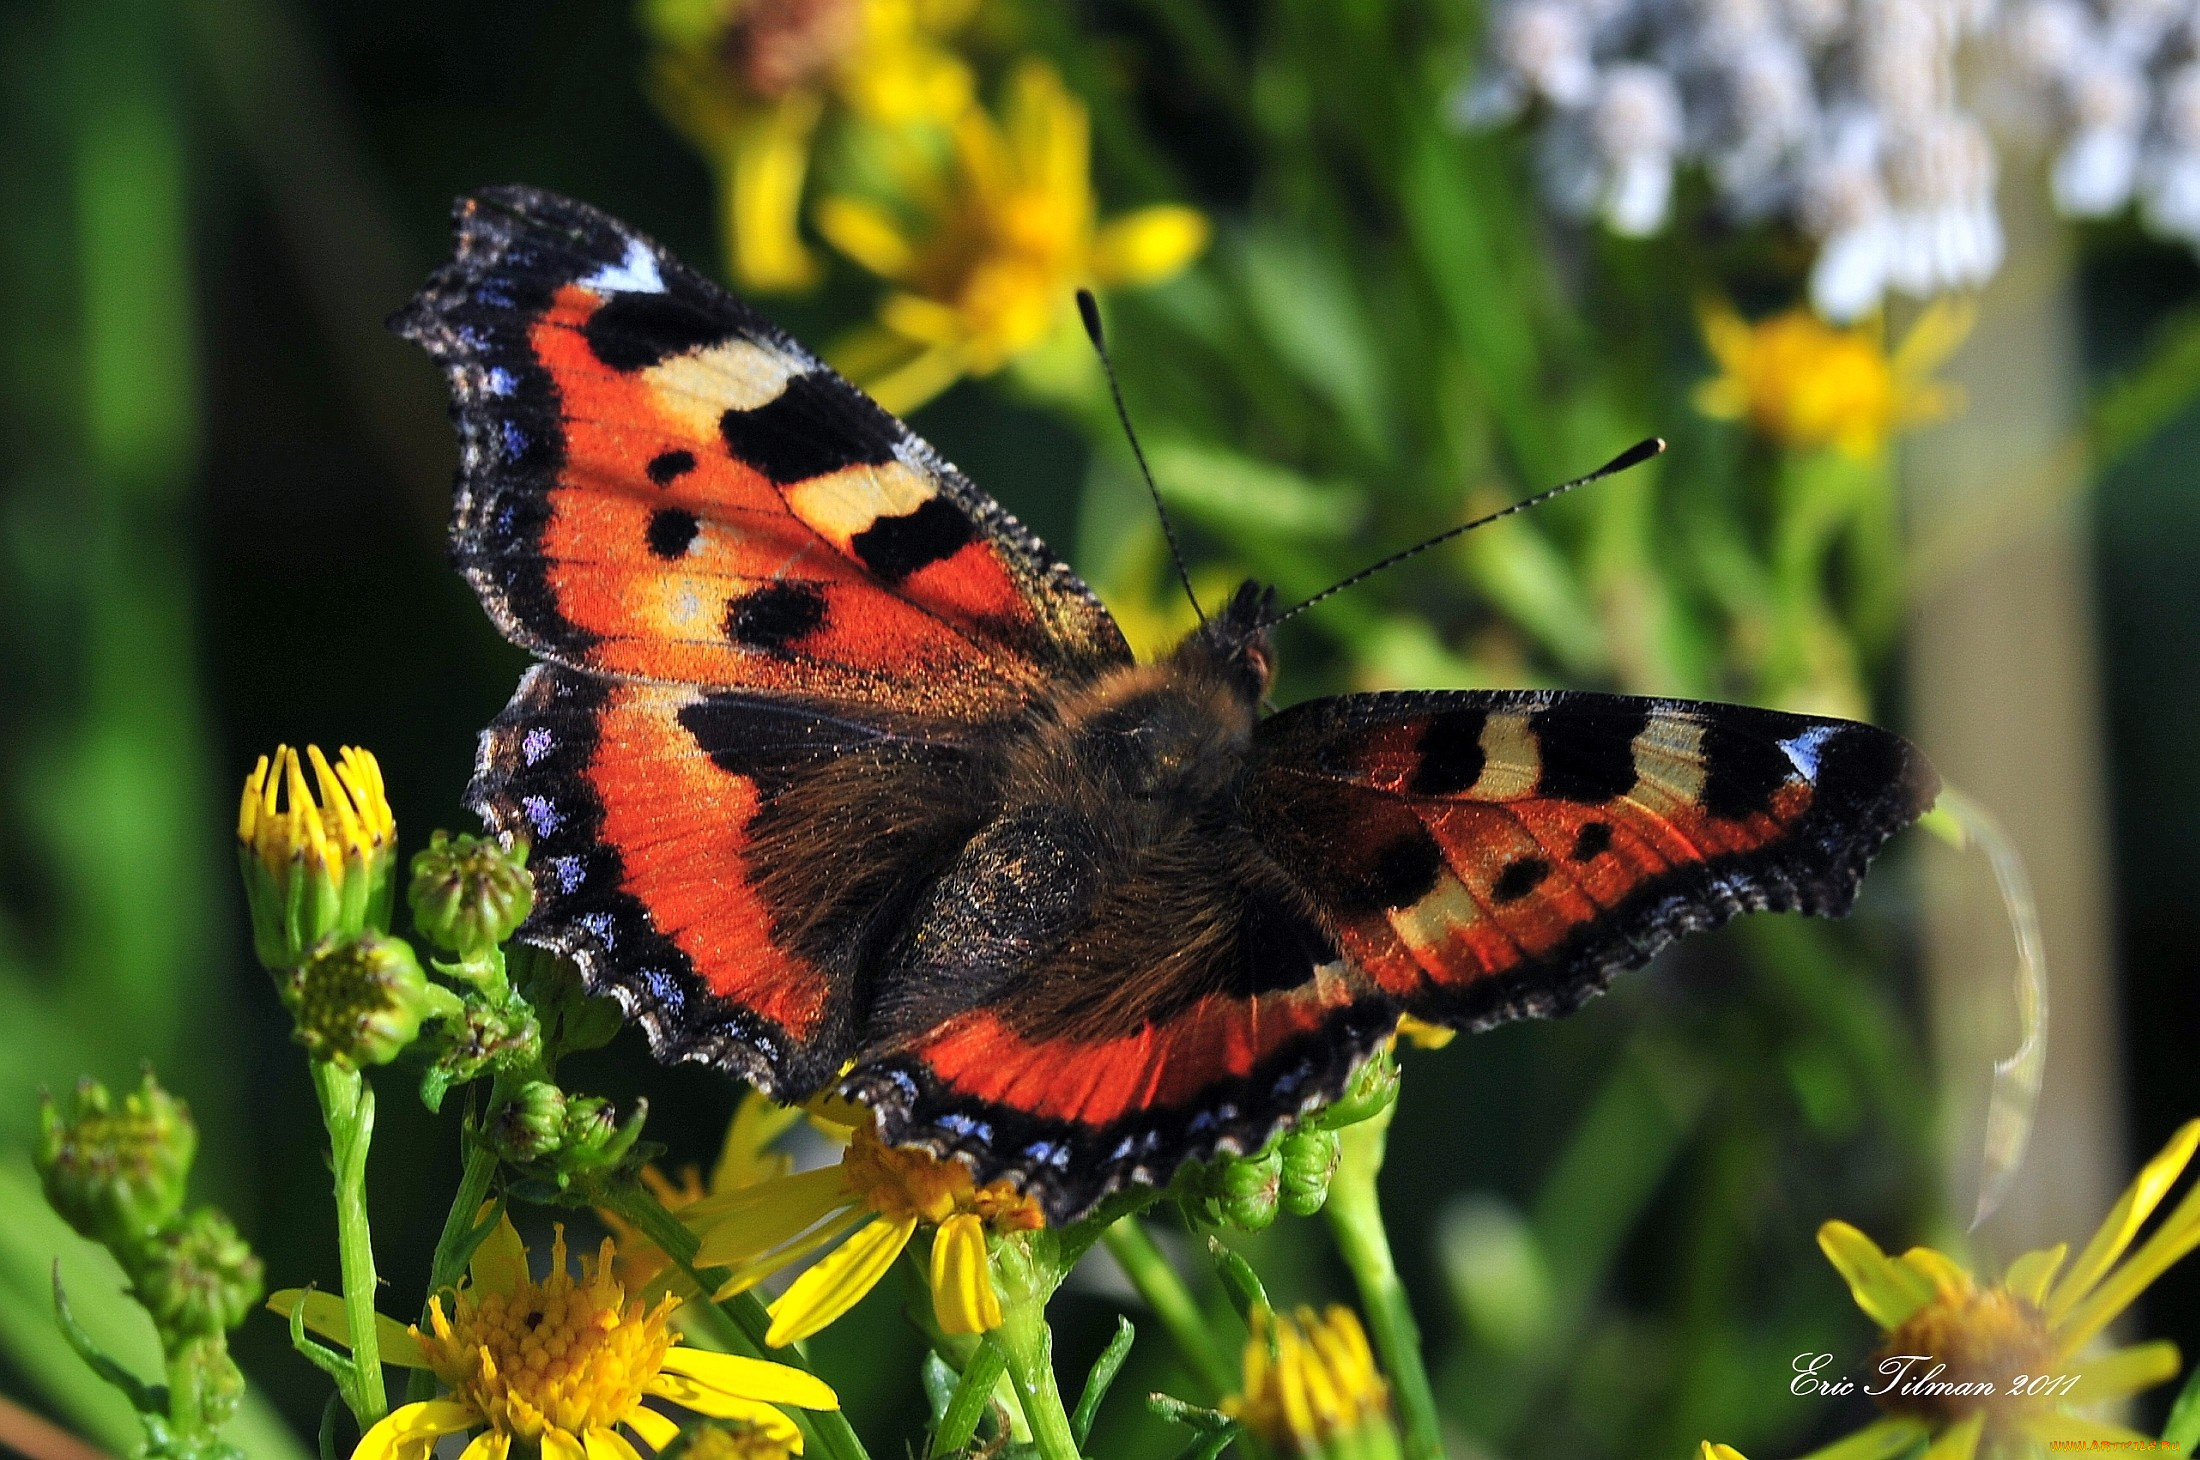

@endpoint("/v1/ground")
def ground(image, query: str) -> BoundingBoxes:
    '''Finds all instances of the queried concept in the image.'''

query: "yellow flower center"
[1873,1283,2056,1434]
[1730,313,1897,454]
[839,1125,1044,1232]
[417,1229,677,1443]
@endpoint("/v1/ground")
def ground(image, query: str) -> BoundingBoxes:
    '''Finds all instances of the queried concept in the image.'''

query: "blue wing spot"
[521,795,562,837]
[521,727,555,764]
[1779,725,1840,780]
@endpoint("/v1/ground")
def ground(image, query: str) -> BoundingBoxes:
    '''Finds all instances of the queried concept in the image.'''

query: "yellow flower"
[688,1119,1042,1346]
[816,60,1209,413]
[1222,1305,1400,1460]
[1796,1118,2200,1459]
[667,1419,800,1459]
[1700,1447,1748,1460]
[644,0,978,292]
[1694,299,1970,458]
[270,1212,836,1459]
[236,745,398,969]
[602,1090,806,1293]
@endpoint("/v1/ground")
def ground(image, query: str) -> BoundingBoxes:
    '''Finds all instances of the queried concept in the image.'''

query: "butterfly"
[396,186,1938,1224]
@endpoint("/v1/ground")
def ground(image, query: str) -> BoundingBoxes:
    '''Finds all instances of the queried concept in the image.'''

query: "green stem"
[593,1178,872,1460]
[1101,1216,1235,1398]
[311,1061,386,1427]
[992,1233,1083,1460]
[1325,1105,1439,1460]
[406,1116,503,1403]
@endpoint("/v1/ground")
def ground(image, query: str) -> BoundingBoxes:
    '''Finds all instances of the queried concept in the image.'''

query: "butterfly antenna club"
[1263,437,1667,628]
[1078,289,1205,624]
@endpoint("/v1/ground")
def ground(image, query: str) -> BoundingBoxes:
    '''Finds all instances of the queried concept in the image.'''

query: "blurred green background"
[4,0,2199,1456]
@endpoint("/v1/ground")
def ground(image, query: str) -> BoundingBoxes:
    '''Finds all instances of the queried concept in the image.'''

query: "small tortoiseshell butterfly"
[397,187,1938,1223]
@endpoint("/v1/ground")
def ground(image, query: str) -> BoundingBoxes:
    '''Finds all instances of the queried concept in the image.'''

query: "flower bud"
[408,830,534,960]
[134,1208,264,1338]
[559,1094,649,1177]
[288,932,456,1069]
[489,1080,569,1162]
[513,945,623,1056]
[1314,1046,1400,1131]
[420,997,542,1111]
[236,745,396,970]
[168,1333,248,1433]
[36,1073,197,1255]
[1279,1127,1341,1217]
[1212,1143,1282,1231]
[661,1418,799,1460]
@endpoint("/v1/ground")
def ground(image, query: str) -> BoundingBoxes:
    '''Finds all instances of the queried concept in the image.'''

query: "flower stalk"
[1100,1215,1236,1398]
[1324,1102,1441,1460]
[991,1231,1086,1460]
[309,1059,385,1427]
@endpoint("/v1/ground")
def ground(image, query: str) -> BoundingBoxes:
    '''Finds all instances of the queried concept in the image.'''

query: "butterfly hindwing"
[394,186,1130,717]
[1245,690,1939,1029]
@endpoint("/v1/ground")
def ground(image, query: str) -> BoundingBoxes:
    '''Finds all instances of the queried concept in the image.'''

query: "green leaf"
[2162,1356,2200,1446]
[1205,1237,1270,1328]
[1147,1392,1235,1433]
[1070,1316,1135,1445]
[929,1335,1008,1459]
[51,1263,166,1416]
[1146,439,1366,540]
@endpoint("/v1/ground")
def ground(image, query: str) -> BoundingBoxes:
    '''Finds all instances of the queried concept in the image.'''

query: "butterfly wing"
[398,188,1132,1093]
[394,186,1130,714]
[1242,690,1938,1029]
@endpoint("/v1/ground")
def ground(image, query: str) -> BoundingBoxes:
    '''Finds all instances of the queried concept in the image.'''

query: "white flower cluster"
[1457,0,2009,318]
[2000,0,2200,242]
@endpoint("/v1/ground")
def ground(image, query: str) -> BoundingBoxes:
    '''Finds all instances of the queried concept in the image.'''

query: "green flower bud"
[134,1208,264,1339]
[661,1418,798,1460]
[408,830,534,960]
[513,945,623,1057]
[1278,1127,1341,1217]
[288,932,456,1069]
[236,745,396,971]
[559,1094,648,1176]
[36,1074,197,1255]
[489,1080,569,1162]
[166,1332,247,1435]
[1314,1046,1400,1131]
[420,995,542,1111]
[1213,1143,1282,1231]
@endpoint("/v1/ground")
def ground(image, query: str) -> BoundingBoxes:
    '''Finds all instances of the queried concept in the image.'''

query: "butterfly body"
[400,187,1937,1222]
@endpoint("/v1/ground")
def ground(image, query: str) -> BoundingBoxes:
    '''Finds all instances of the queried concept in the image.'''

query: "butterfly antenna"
[1078,289,1204,624]
[1263,437,1667,628]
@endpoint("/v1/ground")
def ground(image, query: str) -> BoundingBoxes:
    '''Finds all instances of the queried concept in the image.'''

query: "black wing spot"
[1493,857,1551,903]
[720,372,900,485]
[1533,703,1647,802]
[584,292,733,371]
[646,508,699,559]
[1701,717,1800,820]
[850,496,976,583]
[647,449,697,486]
[724,582,827,653]
[1570,822,1613,862]
[1408,710,1487,795]
[1370,834,1445,913]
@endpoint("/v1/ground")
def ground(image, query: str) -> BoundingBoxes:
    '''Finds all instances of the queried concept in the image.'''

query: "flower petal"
[351,1401,481,1460]
[1816,1222,1938,1330]
[767,1213,919,1346]
[643,1379,804,1440]
[267,1289,413,1358]
[470,1207,530,1297]
[1921,1410,1982,1460]
[2065,1339,2181,1405]
[715,1091,802,1192]
[2004,1243,2067,1306]
[929,1213,1001,1336]
[815,198,918,281]
[585,1428,646,1460]
[542,1429,588,1460]
[713,1206,873,1301]
[2058,1168,2200,1354]
[1793,1417,1931,1460]
[2048,1117,2200,1321]
[658,1347,841,1410]
[728,96,824,293]
[624,1405,681,1451]
[1701,1446,1747,1460]
[1090,206,1209,288]
[458,1435,511,1460]
[691,1167,858,1266]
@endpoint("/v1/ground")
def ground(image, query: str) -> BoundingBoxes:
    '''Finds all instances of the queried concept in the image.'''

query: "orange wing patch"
[1248,690,1936,1028]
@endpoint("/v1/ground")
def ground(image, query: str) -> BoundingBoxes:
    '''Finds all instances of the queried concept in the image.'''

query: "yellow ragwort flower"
[270,1211,837,1459]
[236,745,398,969]
[1694,299,1971,458]
[644,0,978,292]
[1223,1305,1401,1460]
[1797,1117,2200,1459]
[1700,1446,1748,1460]
[816,59,1209,413]
[602,1090,806,1293]
[688,1116,1042,1346]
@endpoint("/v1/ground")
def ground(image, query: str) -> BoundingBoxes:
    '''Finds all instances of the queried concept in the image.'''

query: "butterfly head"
[1175,579,1277,705]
